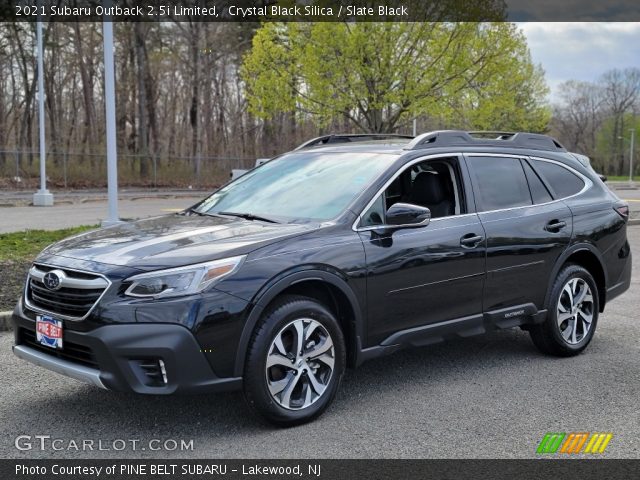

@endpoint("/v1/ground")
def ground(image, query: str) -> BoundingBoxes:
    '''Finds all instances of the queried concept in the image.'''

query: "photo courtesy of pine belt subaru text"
[11,131,632,426]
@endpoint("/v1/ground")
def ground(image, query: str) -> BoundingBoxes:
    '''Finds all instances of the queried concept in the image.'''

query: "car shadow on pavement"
[7,328,545,437]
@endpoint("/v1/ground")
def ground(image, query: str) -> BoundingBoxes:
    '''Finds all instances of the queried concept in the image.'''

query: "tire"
[530,264,599,357]
[243,295,346,426]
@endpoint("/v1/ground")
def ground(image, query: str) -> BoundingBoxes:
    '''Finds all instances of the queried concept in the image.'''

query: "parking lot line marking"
[621,199,640,202]
[161,208,184,212]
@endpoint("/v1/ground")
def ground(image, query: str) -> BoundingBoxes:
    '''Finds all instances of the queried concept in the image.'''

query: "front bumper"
[12,307,242,394]
[13,344,106,389]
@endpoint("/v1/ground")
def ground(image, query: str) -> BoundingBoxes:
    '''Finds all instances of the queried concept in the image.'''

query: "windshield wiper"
[184,207,225,218]
[185,207,208,216]
[217,211,280,224]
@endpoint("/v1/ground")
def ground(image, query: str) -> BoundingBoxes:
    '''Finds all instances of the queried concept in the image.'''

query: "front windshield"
[195,151,398,222]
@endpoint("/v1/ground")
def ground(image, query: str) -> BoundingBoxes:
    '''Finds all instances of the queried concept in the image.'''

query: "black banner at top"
[3,0,640,22]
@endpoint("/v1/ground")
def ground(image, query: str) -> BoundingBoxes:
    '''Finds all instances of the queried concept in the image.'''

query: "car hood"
[41,214,316,269]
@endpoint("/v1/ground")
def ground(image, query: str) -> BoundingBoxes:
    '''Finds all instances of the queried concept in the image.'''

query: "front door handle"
[545,220,567,232]
[460,233,484,248]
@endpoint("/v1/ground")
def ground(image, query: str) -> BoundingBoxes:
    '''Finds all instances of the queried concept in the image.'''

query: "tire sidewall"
[244,297,346,426]
[548,266,599,353]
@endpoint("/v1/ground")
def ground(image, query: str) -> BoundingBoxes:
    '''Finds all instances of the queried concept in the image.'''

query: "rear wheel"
[243,295,346,426]
[530,264,599,356]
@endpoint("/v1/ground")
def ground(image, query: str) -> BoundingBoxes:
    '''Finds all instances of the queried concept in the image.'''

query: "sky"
[518,23,640,103]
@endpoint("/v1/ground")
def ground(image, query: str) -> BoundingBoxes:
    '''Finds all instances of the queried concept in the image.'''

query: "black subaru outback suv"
[12,131,631,426]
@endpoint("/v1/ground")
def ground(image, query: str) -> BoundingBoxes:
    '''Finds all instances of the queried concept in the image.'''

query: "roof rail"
[404,130,566,152]
[294,133,414,150]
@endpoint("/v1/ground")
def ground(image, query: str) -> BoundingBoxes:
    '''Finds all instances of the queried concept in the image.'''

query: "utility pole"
[101,2,122,226]
[630,128,635,184]
[33,12,54,206]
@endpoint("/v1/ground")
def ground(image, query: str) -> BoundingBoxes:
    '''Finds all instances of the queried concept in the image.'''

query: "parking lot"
[0,226,638,459]
[0,182,639,234]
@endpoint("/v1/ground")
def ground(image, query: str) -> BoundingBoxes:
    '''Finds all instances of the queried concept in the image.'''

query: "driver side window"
[360,157,463,227]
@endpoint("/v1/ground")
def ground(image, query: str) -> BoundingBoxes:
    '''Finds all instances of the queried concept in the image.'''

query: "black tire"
[530,264,599,357]
[243,295,346,427]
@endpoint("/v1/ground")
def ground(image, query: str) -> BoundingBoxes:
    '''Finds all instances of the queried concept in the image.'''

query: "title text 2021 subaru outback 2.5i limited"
[12,131,631,426]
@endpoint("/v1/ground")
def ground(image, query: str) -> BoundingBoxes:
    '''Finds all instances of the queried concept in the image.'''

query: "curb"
[0,311,13,332]
[629,219,640,226]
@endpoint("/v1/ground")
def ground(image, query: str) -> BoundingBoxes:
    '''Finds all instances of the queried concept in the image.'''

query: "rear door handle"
[545,220,567,232]
[460,233,484,248]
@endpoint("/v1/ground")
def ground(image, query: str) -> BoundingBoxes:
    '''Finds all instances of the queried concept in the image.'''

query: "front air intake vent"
[133,358,168,387]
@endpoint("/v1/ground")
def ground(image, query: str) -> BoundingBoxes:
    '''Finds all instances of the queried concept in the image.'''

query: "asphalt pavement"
[611,183,640,219]
[0,197,203,233]
[0,228,638,459]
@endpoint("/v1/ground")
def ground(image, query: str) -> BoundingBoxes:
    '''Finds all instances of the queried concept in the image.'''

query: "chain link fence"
[0,150,255,189]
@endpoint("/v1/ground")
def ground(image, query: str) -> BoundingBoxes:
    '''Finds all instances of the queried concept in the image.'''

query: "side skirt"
[355,304,546,367]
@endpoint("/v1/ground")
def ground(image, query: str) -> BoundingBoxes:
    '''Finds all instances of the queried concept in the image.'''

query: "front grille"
[19,328,98,369]
[25,264,110,320]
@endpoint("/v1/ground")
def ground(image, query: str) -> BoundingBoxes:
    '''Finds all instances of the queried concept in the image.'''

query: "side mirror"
[385,203,431,228]
[598,173,607,183]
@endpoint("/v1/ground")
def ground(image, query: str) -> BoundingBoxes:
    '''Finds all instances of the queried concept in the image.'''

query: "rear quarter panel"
[564,184,628,289]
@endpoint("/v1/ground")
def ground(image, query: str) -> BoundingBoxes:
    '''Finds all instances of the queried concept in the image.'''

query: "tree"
[595,113,640,176]
[133,21,156,179]
[600,68,640,175]
[552,80,604,159]
[552,69,640,175]
[241,22,550,133]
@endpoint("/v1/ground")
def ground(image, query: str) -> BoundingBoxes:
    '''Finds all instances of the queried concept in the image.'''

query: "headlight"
[124,256,245,299]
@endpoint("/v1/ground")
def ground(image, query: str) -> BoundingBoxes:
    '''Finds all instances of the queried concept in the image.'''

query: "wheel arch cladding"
[233,270,362,376]
[547,246,607,313]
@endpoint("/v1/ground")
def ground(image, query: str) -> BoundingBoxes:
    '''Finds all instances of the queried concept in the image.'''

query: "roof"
[293,142,409,155]
[294,134,413,150]
[405,131,566,152]
[293,131,567,155]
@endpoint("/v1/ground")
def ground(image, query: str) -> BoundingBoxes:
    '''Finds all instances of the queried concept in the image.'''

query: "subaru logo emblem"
[43,271,63,291]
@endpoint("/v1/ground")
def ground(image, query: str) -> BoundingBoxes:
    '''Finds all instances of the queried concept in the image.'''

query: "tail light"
[614,204,629,220]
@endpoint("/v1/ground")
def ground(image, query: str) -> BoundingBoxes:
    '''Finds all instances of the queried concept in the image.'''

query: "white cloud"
[509,0,640,21]
[518,22,640,101]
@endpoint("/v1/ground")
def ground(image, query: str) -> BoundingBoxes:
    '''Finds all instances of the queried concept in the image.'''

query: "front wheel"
[530,264,599,357]
[243,295,346,426]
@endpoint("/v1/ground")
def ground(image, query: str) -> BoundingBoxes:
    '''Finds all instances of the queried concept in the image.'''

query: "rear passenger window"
[532,160,585,198]
[467,156,532,211]
[523,161,553,204]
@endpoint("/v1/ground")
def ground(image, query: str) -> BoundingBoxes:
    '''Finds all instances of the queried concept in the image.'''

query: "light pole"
[33,12,54,206]
[629,128,635,184]
[620,129,636,184]
[101,2,122,226]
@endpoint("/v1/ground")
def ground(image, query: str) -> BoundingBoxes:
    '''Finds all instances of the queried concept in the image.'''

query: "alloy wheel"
[557,277,594,345]
[265,318,335,410]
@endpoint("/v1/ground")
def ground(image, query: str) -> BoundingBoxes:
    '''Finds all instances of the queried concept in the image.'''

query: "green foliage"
[242,21,550,132]
[595,113,640,174]
[449,25,551,132]
[0,225,98,262]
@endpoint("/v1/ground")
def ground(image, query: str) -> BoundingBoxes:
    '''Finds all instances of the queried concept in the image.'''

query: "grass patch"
[0,225,98,262]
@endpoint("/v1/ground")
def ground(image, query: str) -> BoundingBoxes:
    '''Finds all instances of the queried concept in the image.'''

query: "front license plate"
[36,315,63,349]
